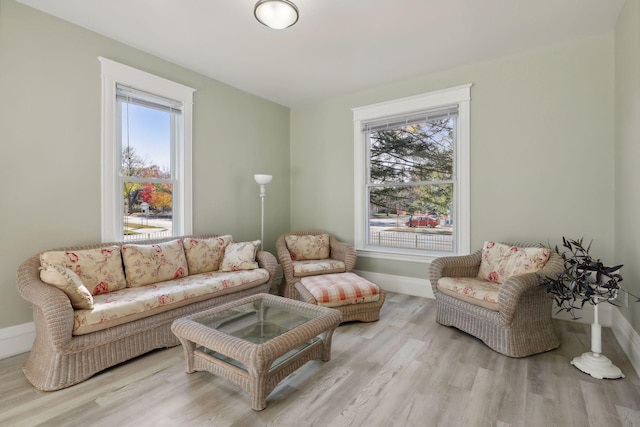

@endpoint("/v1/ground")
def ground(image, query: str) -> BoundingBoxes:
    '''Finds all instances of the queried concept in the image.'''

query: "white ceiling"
[18,0,625,107]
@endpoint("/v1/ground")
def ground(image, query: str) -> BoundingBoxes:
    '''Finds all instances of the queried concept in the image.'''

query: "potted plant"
[540,237,636,379]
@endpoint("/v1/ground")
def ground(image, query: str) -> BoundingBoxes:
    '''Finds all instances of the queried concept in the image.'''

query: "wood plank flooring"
[1,293,640,427]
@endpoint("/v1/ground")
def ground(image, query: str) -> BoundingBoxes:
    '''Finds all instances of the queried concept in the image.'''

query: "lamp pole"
[254,174,272,251]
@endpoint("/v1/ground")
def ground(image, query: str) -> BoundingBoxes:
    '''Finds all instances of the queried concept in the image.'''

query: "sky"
[121,103,171,171]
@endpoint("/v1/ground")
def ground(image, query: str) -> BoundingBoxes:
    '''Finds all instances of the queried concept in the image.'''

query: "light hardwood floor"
[1,293,640,427]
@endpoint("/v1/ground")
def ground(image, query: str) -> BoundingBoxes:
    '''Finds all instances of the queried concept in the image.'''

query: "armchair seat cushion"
[437,276,500,311]
[293,259,346,277]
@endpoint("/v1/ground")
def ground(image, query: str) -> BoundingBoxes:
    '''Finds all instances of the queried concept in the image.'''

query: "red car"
[406,216,439,228]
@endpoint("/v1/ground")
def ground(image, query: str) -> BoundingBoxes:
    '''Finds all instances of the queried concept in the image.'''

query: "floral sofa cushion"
[39,262,94,310]
[73,268,270,335]
[292,259,346,277]
[183,235,232,274]
[477,241,550,284]
[220,240,260,272]
[300,272,380,308]
[285,234,330,261]
[122,239,189,287]
[40,246,126,295]
[437,276,500,311]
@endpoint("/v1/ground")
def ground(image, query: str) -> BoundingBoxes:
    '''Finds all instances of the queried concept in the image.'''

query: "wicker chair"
[428,242,564,358]
[276,231,357,300]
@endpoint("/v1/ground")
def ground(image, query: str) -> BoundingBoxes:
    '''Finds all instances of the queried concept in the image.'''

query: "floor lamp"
[254,174,272,251]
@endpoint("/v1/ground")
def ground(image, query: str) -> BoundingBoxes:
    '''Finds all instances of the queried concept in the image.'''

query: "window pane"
[369,118,454,184]
[120,102,172,177]
[368,184,454,252]
[123,181,173,241]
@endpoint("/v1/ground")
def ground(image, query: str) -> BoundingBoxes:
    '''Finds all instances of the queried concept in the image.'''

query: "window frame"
[352,84,472,263]
[99,57,195,242]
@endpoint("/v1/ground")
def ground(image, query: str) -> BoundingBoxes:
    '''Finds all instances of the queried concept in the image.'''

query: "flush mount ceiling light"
[254,0,299,30]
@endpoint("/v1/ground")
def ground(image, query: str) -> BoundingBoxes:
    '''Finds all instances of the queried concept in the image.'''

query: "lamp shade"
[254,174,273,185]
[254,0,299,30]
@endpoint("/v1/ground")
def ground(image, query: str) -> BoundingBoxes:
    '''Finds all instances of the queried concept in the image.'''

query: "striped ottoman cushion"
[300,272,380,307]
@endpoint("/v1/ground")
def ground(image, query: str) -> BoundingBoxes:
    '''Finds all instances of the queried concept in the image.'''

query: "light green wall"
[614,0,640,332]
[0,0,290,328]
[2,0,635,337]
[291,35,615,279]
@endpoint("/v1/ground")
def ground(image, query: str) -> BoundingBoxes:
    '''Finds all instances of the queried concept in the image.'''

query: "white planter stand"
[570,301,624,379]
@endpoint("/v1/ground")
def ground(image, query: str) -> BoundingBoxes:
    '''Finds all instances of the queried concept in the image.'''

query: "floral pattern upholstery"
[183,235,232,274]
[40,246,126,295]
[220,240,260,272]
[122,239,189,287]
[300,272,380,308]
[285,234,330,261]
[477,241,550,284]
[73,268,270,335]
[436,276,500,311]
[292,259,346,277]
[39,262,94,310]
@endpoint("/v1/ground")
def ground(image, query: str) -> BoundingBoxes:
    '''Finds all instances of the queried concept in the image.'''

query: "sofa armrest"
[497,251,564,324]
[256,250,278,286]
[16,256,75,352]
[329,237,357,272]
[428,250,482,293]
[275,235,295,280]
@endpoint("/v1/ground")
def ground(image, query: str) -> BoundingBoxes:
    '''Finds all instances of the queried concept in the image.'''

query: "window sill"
[356,247,455,264]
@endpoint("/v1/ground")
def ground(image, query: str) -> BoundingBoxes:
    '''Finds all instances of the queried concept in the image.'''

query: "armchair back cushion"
[477,241,550,284]
[285,234,330,260]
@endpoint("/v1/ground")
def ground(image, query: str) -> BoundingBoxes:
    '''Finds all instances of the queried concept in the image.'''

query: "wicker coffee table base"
[171,294,342,411]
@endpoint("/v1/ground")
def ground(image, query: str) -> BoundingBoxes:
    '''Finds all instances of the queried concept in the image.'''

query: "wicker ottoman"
[294,272,386,323]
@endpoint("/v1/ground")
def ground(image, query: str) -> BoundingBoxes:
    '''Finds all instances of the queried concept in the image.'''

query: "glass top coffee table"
[171,293,343,410]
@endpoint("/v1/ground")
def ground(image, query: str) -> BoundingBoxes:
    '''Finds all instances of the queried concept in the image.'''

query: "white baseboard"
[355,270,434,300]
[0,322,34,359]
[611,308,640,378]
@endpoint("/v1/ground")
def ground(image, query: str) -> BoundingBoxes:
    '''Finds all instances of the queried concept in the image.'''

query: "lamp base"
[570,352,625,379]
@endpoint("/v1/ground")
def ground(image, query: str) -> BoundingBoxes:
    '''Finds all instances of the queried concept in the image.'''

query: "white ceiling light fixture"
[254,0,299,30]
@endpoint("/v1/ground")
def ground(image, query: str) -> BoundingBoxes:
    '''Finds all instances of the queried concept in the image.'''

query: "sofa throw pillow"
[220,240,260,272]
[183,235,232,274]
[39,262,94,310]
[40,246,126,295]
[122,239,189,287]
[285,234,330,261]
[477,241,551,284]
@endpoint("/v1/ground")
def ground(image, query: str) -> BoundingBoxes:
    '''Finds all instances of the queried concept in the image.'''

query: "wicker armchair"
[276,231,357,299]
[428,242,564,358]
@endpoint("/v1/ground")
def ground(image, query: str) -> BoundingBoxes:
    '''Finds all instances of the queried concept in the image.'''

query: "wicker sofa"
[16,234,277,391]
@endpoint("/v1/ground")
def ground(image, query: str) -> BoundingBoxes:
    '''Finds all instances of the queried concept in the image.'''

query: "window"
[99,57,195,241]
[353,84,471,262]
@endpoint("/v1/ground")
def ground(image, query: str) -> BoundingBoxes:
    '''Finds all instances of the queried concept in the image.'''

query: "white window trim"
[99,57,195,242]
[352,84,472,263]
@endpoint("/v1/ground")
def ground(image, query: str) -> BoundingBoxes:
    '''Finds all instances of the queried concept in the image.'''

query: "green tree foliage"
[122,146,146,213]
[369,118,454,216]
[122,147,171,214]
